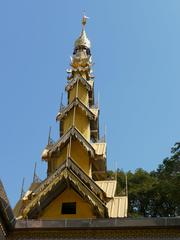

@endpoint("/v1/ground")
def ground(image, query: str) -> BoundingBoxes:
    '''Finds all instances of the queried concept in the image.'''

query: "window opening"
[61,202,76,214]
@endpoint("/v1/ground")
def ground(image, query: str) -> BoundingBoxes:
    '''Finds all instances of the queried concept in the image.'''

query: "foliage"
[109,142,180,217]
[152,142,180,216]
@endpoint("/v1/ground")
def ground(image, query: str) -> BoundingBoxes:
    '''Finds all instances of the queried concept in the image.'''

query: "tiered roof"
[56,97,98,122]
[14,16,127,220]
[20,158,108,219]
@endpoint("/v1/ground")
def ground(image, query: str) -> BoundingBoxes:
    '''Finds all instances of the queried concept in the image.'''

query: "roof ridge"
[22,160,108,218]
[65,75,93,92]
[56,97,97,121]
[49,126,95,157]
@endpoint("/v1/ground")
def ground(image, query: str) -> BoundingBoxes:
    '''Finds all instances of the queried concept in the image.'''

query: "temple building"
[0,16,180,240]
[13,16,127,220]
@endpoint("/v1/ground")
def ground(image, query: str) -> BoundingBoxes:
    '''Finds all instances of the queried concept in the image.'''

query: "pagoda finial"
[82,14,89,30]
[74,15,91,49]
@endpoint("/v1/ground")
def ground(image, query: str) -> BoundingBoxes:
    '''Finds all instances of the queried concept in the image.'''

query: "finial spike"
[48,126,52,144]
[74,14,91,49]
[33,162,37,182]
[33,162,41,183]
[48,126,54,146]
[60,92,63,111]
[82,14,89,29]
[20,177,25,199]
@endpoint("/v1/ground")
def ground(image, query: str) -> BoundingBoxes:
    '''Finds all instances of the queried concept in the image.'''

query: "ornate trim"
[56,97,98,122]
[49,127,95,157]
[22,161,108,219]
[65,75,93,92]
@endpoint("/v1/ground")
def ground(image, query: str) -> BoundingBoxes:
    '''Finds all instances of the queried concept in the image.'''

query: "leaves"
[111,142,180,217]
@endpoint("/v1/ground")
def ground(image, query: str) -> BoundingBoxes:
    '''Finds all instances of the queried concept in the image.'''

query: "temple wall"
[74,107,90,140]
[78,81,89,106]
[6,218,180,240]
[71,139,91,176]
[37,188,95,220]
[8,228,180,240]
[54,145,67,170]
[63,110,73,134]
[68,84,76,104]
[68,81,89,106]
[63,107,90,140]
[53,139,91,176]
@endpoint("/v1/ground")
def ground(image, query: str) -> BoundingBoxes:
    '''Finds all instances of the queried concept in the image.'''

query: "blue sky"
[0,0,180,206]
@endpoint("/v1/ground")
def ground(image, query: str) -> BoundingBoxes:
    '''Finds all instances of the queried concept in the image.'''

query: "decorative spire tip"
[74,15,91,49]
[82,15,89,29]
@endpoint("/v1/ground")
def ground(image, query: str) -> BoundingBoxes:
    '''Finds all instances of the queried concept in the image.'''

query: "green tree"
[107,142,180,217]
[152,142,180,216]
[127,169,157,217]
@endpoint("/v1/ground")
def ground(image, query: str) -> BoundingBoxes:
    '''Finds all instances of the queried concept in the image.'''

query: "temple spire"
[74,15,91,49]
[14,16,128,220]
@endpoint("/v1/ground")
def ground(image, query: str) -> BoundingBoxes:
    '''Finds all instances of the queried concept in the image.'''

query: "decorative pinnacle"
[74,15,91,49]
[82,15,89,29]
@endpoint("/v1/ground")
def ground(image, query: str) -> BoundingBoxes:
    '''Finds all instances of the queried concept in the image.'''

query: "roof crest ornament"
[82,15,89,30]
[74,15,91,49]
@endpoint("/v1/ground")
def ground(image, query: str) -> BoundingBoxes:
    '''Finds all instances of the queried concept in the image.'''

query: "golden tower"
[14,17,127,220]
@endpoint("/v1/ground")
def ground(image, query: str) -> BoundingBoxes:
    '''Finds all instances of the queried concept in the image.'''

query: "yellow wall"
[50,79,91,175]
[62,106,90,141]
[63,110,73,135]
[74,107,90,141]
[51,139,91,177]
[50,106,91,173]
[79,81,89,106]
[52,145,68,171]
[69,81,89,106]
[69,85,76,104]
[71,139,91,176]
[38,188,95,219]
